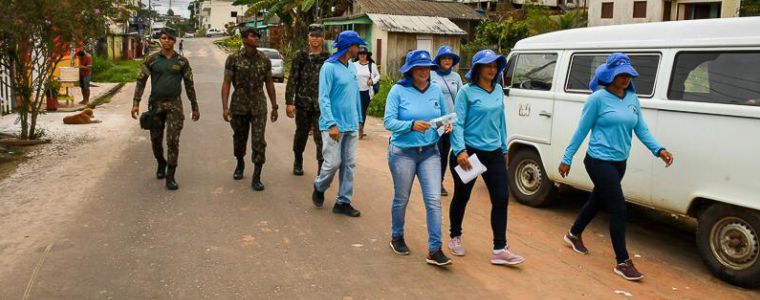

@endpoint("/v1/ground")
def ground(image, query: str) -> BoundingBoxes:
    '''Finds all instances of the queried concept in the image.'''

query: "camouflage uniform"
[224,49,272,165]
[133,52,198,166]
[285,48,329,162]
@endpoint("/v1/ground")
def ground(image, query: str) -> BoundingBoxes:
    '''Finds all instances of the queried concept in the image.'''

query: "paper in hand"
[430,113,457,136]
[454,154,487,184]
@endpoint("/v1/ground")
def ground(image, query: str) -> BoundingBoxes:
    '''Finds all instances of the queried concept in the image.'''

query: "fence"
[0,58,13,115]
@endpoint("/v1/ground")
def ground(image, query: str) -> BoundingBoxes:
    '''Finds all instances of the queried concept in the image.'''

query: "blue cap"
[327,30,367,63]
[589,52,639,93]
[400,50,436,74]
[465,49,507,83]
[433,45,461,67]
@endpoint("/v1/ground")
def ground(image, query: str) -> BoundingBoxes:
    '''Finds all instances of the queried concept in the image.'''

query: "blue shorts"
[80,76,91,91]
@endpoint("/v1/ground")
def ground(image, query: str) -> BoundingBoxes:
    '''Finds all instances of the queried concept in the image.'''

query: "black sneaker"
[426,248,452,266]
[390,237,410,255]
[312,184,324,207]
[564,231,589,255]
[615,259,644,281]
[332,203,361,217]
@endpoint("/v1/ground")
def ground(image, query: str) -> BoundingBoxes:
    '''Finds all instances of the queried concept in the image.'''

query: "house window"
[601,2,614,19]
[231,11,238,18]
[633,1,647,18]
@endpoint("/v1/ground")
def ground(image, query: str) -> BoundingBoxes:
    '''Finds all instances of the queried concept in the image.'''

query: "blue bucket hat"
[397,50,436,86]
[327,30,367,63]
[465,49,507,83]
[433,45,461,67]
[589,52,639,93]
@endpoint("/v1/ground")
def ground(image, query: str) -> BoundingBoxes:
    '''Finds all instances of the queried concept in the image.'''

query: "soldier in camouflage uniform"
[285,24,330,176]
[131,30,200,191]
[221,26,279,191]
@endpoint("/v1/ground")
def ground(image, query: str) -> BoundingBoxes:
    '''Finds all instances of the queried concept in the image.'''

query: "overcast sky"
[148,0,193,18]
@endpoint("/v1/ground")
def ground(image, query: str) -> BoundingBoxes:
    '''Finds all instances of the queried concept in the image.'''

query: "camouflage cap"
[308,24,324,37]
[240,26,261,37]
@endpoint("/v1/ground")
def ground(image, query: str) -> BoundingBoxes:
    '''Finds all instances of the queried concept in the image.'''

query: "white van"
[502,17,760,287]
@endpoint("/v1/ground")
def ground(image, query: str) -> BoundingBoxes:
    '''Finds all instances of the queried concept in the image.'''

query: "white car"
[503,17,760,288]
[184,32,195,38]
[239,46,285,82]
[206,28,224,37]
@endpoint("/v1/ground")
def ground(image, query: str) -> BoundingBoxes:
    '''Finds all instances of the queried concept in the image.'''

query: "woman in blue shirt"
[430,45,464,197]
[384,50,452,266]
[447,50,525,266]
[559,53,674,281]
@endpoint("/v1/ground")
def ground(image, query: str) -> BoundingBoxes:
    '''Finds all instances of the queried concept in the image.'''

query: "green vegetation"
[367,75,400,118]
[92,59,142,83]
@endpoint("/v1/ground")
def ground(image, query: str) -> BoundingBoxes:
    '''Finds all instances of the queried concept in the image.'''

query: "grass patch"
[92,59,142,83]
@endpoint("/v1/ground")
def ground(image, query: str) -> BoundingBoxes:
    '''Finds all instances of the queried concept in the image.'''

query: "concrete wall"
[589,0,665,27]
[200,0,249,31]
[589,0,741,26]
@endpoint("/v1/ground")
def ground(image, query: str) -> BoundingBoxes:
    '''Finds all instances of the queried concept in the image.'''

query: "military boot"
[293,153,304,176]
[251,163,265,191]
[233,157,245,180]
[156,157,167,179]
[166,165,179,190]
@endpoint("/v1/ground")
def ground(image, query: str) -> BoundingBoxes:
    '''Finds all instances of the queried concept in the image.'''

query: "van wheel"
[508,149,557,207]
[696,204,760,288]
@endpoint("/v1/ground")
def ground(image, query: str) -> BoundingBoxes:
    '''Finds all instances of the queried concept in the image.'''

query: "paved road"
[1,38,758,299]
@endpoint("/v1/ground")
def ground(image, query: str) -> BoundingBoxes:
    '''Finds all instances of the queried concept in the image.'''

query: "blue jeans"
[315,131,358,205]
[388,143,442,253]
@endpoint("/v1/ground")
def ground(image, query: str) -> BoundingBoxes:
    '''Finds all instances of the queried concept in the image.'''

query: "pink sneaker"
[447,236,465,256]
[491,248,525,266]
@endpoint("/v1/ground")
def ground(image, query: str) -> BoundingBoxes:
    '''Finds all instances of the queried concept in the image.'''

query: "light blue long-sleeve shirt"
[430,71,463,114]
[561,89,664,165]
[451,83,508,155]
[384,83,448,148]
[318,60,362,132]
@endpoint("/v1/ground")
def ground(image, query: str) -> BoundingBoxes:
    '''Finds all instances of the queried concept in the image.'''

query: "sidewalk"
[48,82,120,112]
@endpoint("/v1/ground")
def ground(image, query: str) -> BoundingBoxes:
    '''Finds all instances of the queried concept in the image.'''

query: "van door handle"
[539,111,552,118]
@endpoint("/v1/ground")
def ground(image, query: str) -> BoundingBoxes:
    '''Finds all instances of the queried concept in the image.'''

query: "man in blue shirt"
[312,31,366,217]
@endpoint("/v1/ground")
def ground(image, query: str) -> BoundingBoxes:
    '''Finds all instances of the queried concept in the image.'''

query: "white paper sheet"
[454,154,487,184]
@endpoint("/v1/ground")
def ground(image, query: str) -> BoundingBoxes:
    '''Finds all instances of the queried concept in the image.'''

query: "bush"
[367,76,398,118]
[91,56,114,74]
[92,59,142,83]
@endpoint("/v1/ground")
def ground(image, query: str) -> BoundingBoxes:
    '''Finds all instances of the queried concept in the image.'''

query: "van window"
[509,53,557,91]
[669,51,760,107]
[565,53,660,97]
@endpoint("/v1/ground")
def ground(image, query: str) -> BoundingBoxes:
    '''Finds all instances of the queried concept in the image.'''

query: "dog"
[63,108,101,125]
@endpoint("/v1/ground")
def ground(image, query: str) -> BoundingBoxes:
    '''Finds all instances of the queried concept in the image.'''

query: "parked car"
[184,32,195,38]
[239,46,285,82]
[261,48,284,82]
[502,17,760,288]
[206,28,224,37]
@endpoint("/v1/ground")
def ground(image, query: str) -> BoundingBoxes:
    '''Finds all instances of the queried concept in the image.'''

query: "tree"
[0,0,129,140]
[167,8,175,16]
[741,0,760,16]
[232,0,350,54]
[470,18,529,54]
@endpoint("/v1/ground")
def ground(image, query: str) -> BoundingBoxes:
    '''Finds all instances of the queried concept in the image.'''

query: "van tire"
[508,149,557,207]
[696,204,760,288]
